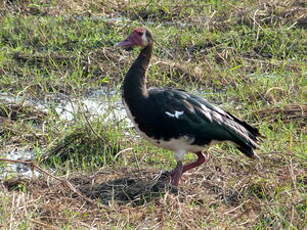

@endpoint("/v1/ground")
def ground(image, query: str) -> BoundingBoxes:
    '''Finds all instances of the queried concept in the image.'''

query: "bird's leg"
[182,152,209,173]
[170,161,183,186]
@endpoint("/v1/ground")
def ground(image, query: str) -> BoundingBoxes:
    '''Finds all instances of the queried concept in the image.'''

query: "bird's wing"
[147,88,260,156]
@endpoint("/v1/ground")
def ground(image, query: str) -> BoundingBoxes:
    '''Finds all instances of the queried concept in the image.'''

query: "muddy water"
[1,149,40,179]
[0,87,130,178]
[0,88,129,123]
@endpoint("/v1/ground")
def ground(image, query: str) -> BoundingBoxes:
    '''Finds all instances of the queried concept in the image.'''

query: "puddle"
[51,93,129,123]
[0,149,40,179]
[0,88,130,124]
[0,87,131,178]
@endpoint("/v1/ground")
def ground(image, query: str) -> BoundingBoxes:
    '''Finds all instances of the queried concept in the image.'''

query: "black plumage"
[136,87,260,158]
[117,27,262,186]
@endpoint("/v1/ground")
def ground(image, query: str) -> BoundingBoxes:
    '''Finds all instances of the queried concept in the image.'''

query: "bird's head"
[116,27,153,49]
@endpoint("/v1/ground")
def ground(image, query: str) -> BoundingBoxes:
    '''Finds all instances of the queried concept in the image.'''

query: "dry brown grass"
[1,152,306,229]
[1,0,306,29]
[253,104,307,125]
[0,0,306,229]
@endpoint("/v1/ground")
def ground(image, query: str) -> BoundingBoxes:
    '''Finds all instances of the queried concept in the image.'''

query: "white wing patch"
[165,110,184,119]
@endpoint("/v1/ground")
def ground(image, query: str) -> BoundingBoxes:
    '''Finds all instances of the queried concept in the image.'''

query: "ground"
[0,0,306,229]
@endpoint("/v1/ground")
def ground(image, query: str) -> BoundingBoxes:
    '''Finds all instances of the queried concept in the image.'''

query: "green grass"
[0,0,306,229]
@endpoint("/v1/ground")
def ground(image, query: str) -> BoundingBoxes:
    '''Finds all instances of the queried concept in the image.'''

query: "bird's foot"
[153,171,179,194]
[158,161,183,186]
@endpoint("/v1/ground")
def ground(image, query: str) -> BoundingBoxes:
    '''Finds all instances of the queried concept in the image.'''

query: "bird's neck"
[123,45,152,104]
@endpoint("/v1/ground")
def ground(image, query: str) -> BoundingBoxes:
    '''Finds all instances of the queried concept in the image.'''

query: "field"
[0,0,306,229]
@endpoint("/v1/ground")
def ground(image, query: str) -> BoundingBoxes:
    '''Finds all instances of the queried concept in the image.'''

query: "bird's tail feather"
[226,112,263,159]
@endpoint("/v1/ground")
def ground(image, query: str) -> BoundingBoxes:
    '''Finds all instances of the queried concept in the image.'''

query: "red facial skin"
[116,28,146,48]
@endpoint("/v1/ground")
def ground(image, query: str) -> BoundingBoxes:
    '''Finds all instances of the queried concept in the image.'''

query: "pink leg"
[168,152,208,186]
[170,161,183,186]
[182,152,208,173]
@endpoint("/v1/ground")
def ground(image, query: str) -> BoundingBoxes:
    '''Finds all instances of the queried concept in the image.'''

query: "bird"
[116,27,262,186]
